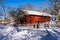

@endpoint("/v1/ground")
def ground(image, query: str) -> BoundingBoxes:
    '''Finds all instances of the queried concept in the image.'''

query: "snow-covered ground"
[0,25,60,40]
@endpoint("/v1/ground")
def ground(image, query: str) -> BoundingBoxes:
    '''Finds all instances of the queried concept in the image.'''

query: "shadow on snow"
[41,28,58,40]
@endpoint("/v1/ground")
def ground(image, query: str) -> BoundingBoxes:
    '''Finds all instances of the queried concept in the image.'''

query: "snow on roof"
[23,10,52,17]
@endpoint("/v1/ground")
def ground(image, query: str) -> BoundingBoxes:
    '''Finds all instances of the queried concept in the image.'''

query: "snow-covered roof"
[23,10,52,17]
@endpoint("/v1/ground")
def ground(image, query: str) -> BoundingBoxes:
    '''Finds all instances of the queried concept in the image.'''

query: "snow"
[0,25,60,40]
[23,10,52,17]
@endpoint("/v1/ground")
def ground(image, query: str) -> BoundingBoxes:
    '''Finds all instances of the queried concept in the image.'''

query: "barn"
[15,10,52,27]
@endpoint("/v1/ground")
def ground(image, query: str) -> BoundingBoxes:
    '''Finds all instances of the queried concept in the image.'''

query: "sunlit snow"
[0,25,60,40]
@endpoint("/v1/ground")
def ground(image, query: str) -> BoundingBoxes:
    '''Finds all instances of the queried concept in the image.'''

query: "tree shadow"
[53,29,60,35]
[52,29,60,38]
[14,27,21,32]
[0,35,4,40]
[41,28,58,40]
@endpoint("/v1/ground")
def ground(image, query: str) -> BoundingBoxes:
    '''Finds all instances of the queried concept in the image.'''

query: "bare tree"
[0,0,7,20]
[58,8,60,21]
[9,8,17,20]
[25,3,32,10]
[9,7,26,26]
[49,0,60,21]
[53,0,60,21]
[42,8,50,13]
[49,0,60,15]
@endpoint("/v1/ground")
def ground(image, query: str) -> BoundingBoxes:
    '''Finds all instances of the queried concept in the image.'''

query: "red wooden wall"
[25,15,50,24]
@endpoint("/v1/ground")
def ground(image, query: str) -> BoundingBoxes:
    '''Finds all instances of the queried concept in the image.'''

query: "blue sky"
[0,0,53,20]
[0,0,60,20]
[5,0,52,9]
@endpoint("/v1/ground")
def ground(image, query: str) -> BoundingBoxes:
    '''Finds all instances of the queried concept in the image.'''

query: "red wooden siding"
[25,15,50,24]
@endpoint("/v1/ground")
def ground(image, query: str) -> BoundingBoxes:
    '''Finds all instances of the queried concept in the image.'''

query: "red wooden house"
[16,10,51,25]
